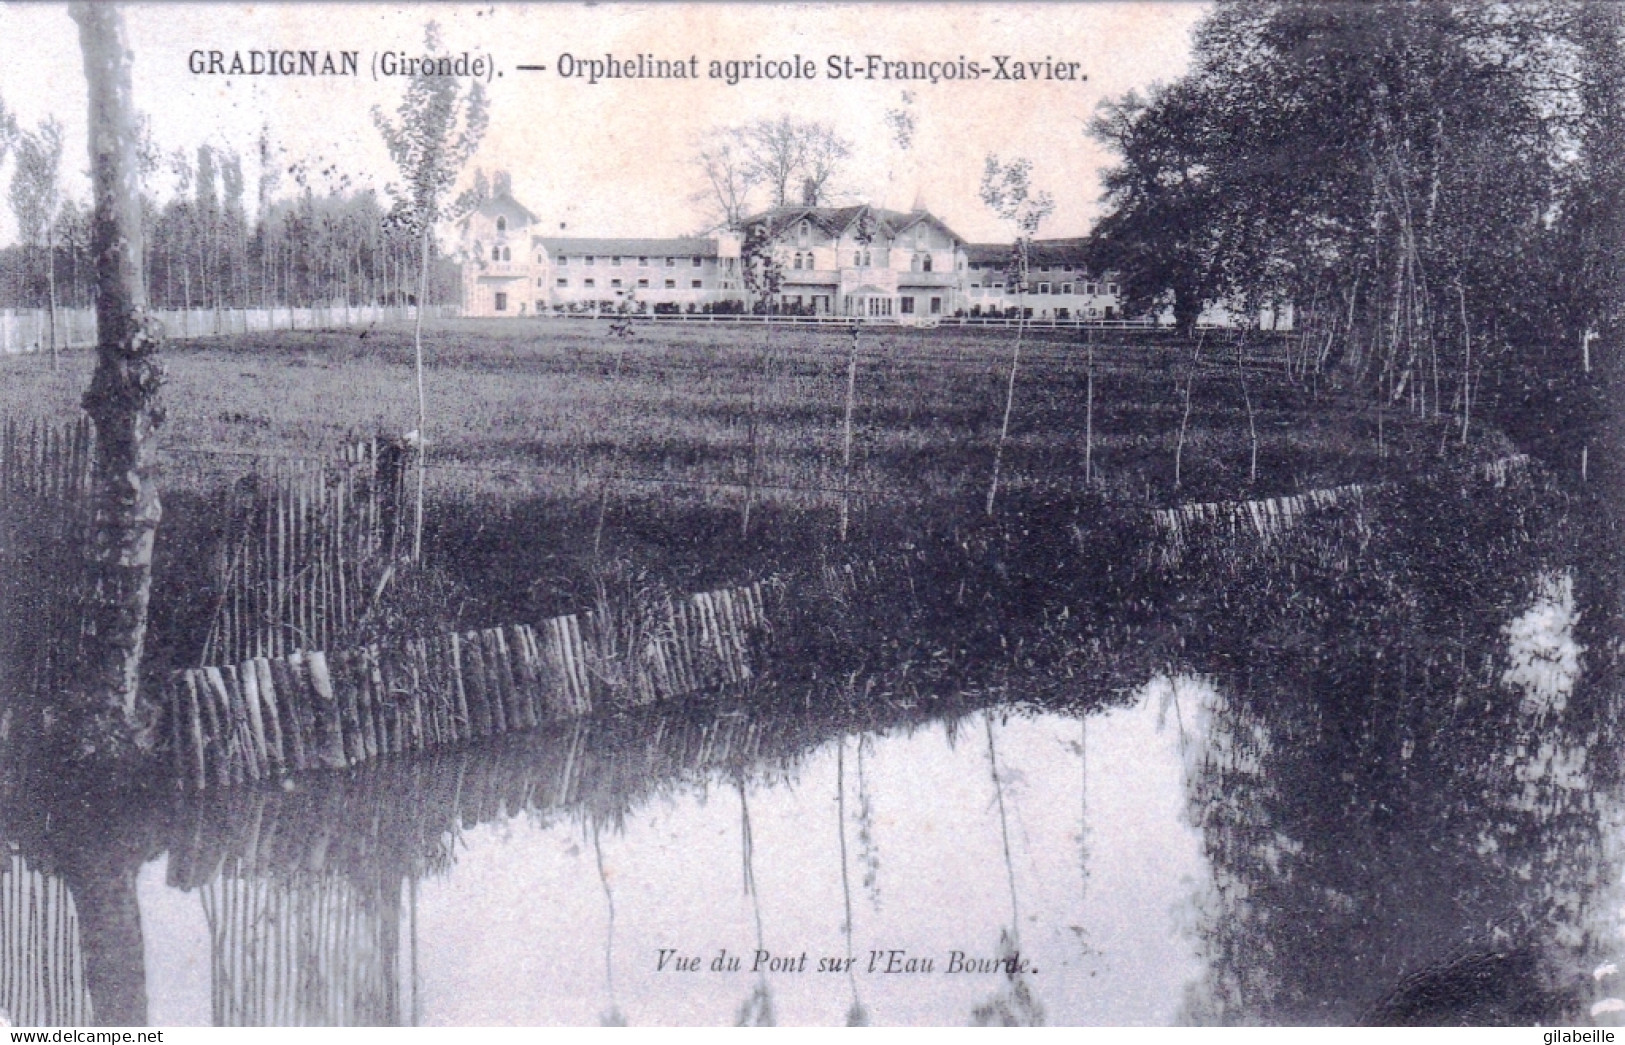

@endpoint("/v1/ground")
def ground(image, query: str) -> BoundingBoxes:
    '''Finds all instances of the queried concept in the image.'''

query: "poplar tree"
[372,20,488,562]
[10,117,64,366]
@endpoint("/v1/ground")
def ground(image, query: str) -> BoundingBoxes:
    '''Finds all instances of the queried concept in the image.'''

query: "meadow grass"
[0,317,1510,667]
[0,316,1477,508]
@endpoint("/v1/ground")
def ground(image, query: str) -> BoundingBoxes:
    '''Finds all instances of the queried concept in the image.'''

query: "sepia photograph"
[0,0,1622,1029]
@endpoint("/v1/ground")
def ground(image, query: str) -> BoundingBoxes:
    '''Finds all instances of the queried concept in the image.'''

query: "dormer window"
[496,216,507,233]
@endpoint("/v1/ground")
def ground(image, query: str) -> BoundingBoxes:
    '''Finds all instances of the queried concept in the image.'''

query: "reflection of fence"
[0,855,91,1027]
[203,873,403,1026]
[169,579,778,789]
[0,305,448,355]
[201,440,408,666]
[0,416,94,698]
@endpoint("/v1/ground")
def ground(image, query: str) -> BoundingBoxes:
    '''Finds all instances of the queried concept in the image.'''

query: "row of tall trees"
[0,124,458,315]
[1083,1,1625,479]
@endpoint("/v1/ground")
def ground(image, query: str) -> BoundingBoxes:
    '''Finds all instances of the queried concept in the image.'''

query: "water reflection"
[2,548,1622,1025]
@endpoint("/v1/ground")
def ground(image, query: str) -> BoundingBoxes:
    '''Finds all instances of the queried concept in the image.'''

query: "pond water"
[5,555,1625,1026]
[133,692,1206,1026]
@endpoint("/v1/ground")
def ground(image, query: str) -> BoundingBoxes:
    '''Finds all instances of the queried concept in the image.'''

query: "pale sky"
[0,2,1208,247]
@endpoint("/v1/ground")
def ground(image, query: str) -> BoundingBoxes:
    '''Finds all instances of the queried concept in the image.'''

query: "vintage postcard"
[0,0,1621,1031]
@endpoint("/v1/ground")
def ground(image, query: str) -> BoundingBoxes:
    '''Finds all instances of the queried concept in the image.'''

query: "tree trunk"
[412,224,429,562]
[70,2,166,760]
[45,234,59,369]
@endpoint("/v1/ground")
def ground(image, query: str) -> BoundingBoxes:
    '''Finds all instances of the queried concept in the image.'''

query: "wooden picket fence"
[1150,483,1371,566]
[168,579,779,790]
[0,416,95,697]
[0,305,447,355]
[200,438,409,666]
[1148,454,1533,565]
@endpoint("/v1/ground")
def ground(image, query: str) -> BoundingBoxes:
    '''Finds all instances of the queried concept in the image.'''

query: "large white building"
[458,194,744,316]
[964,238,1124,320]
[455,193,1131,322]
[738,204,970,320]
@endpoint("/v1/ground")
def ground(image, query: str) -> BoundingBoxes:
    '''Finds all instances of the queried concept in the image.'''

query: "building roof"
[471,193,541,226]
[743,204,966,246]
[536,237,722,258]
[966,237,1094,270]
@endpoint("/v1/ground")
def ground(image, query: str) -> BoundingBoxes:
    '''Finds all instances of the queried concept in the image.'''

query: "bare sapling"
[980,155,1054,516]
[593,292,637,562]
[1174,330,1206,489]
[1234,330,1258,484]
[372,20,489,564]
[1084,324,1096,486]
[840,319,859,540]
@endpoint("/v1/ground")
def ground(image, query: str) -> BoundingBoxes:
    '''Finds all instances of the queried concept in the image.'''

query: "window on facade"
[1062,282,1074,295]
[537,254,544,264]
[611,278,623,288]
[923,256,933,272]
[665,257,676,267]
[503,247,511,261]
[664,278,676,289]
[638,256,648,266]
[792,254,802,270]
[930,297,943,315]
[900,296,915,314]
[798,220,810,246]
[559,256,569,266]
[494,292,508,311]
[1085,282,1098,295]
[584,278,596,288]
[537,278,544,287]
[692,257,703,267]
[1107,283,1119,295]
[496,217,506,232]
[971,282,981,290]
[585,256,596,266]
[612,256,622,265]
[1038,282,1051,295]
[491,246,501,261]
[557,278,568,287]
[691,279,702,289]
[638,278,649,288]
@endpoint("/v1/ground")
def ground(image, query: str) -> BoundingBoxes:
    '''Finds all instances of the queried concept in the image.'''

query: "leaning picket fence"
[167,579,779,790]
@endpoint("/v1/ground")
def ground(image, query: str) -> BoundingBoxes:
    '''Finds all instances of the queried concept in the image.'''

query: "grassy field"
[0,317,1514,666]
[0,316,1486,504]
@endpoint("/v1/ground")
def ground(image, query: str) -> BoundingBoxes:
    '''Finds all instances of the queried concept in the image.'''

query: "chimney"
[801,178,819,207]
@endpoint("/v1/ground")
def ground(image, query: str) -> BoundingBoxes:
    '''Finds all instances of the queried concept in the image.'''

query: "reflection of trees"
[836,739,868,1025]
[734,777,775,1027]
[592,824,625,1027]
[1171,493,1620,1024]
[969,711,1045,1027]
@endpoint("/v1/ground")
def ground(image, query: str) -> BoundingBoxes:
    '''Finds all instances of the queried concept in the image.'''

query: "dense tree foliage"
[1085,0,1625,471]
